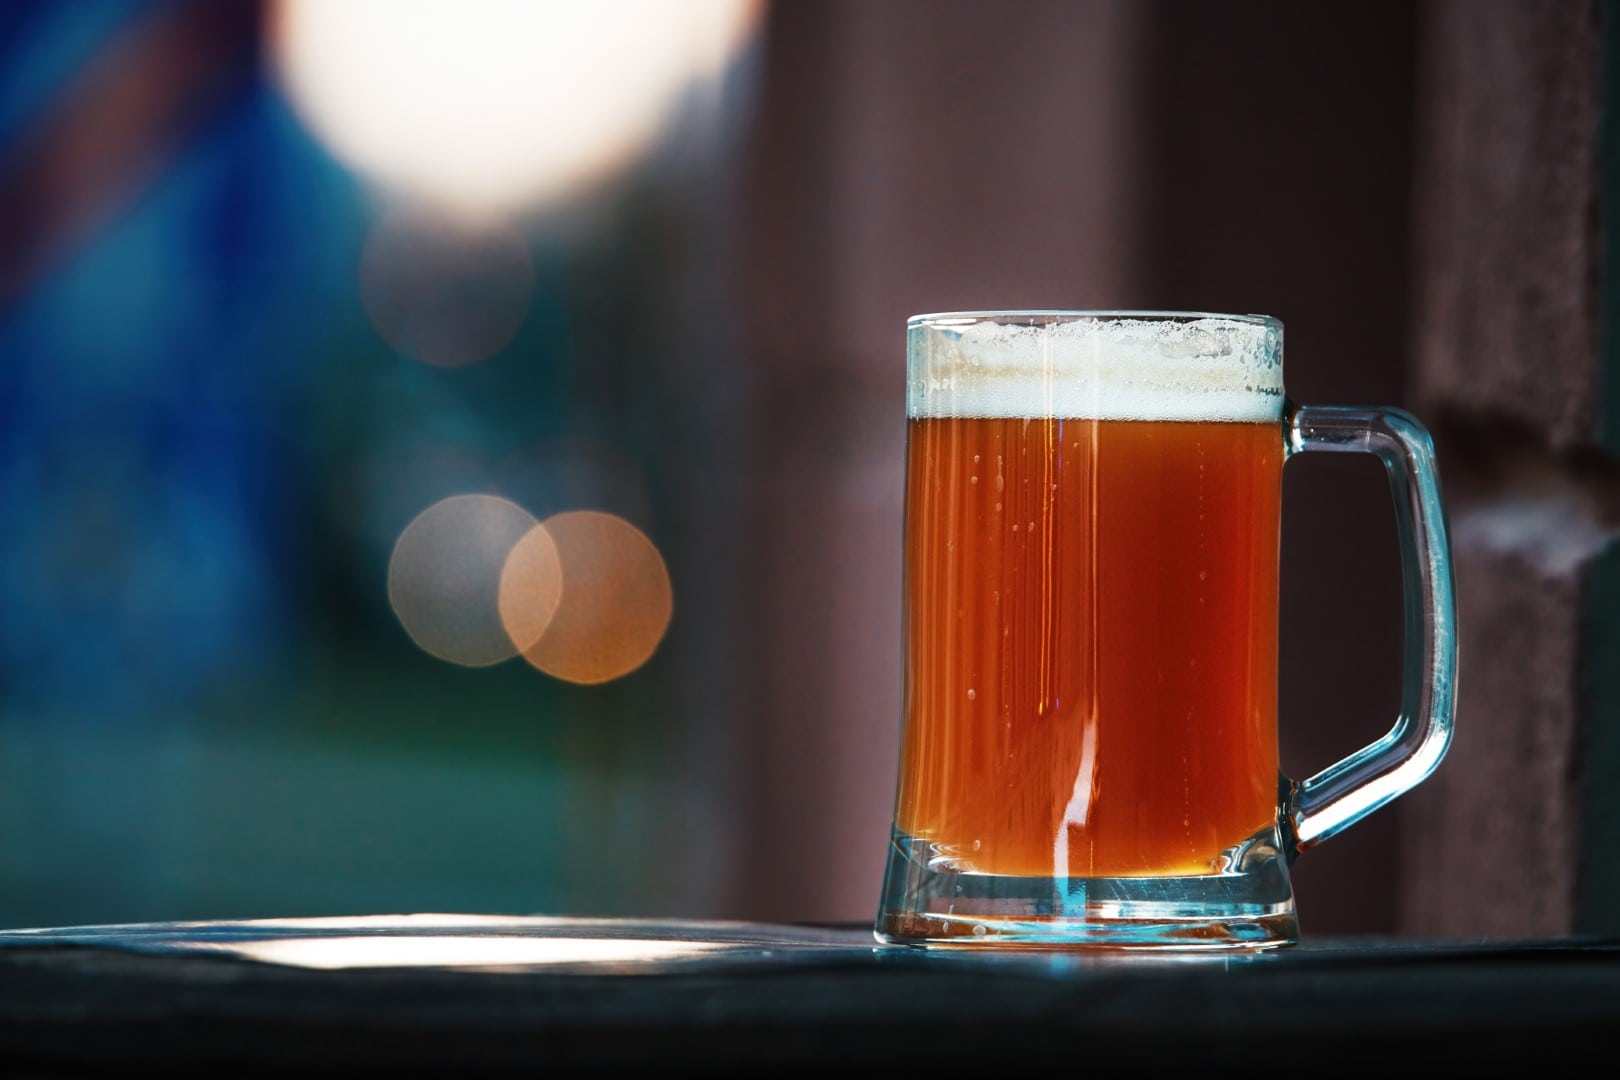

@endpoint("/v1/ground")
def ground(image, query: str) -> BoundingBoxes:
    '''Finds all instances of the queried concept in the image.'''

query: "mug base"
[874,828,1299,951]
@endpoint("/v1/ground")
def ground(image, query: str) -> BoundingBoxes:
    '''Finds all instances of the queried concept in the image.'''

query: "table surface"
[1,915,1614,1071]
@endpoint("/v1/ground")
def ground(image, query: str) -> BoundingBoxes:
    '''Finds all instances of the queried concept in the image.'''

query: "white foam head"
[907,312,1284,421]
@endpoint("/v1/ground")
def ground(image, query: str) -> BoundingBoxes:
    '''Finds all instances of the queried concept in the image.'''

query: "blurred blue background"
[0,0,760,924]
[0,0,1423,934]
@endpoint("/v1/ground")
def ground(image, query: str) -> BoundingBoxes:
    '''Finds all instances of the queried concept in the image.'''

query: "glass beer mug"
[875,312,1455,949]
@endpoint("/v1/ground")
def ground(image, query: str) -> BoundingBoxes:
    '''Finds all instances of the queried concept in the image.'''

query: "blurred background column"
[1400,0,1620,937]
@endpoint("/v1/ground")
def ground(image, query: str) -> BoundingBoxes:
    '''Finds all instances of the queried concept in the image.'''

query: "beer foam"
[907,314,1284,421]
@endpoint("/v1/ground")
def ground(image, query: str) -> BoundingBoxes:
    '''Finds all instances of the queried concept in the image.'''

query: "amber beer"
[882,311,1457,948]
[894,320,1285,881]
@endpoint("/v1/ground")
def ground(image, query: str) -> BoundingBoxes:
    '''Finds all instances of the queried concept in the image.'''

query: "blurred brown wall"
[1400,0,1620,938]
[729,0,1420,932]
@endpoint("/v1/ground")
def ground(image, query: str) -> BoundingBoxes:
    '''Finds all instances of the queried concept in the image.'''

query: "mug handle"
[1281,402,1458,853]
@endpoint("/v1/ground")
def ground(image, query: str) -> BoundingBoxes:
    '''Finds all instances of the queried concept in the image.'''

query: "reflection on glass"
[225,935,728,970]
[0,914,1266,974]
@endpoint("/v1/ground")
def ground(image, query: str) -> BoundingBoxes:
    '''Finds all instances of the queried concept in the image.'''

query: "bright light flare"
[271,0,763,217]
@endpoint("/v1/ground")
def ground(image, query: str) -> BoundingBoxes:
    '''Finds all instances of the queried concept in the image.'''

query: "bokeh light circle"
[360,209,535,368]
[510,511,673,685]
[387,494,538,666]
[497,524,564,655]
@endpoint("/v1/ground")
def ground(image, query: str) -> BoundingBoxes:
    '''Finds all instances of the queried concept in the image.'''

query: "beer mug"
[875,311,1455,949]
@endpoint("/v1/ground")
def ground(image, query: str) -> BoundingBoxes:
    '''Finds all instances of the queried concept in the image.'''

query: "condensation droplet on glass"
[970,475,979,485]
[966,688,976,701]
[972,924,988,937]
[1199,569,1208,581]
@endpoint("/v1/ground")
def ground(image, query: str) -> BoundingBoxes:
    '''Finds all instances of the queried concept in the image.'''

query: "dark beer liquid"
[895,416,1282,878]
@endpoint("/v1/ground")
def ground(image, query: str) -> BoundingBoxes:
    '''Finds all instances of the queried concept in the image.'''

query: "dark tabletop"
[0,916,1613,1073]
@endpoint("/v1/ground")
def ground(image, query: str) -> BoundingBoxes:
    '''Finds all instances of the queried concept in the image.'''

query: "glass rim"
[907,310,1282,333]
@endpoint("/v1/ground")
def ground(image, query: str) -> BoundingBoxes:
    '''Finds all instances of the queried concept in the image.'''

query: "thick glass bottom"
[874,827,1298,950]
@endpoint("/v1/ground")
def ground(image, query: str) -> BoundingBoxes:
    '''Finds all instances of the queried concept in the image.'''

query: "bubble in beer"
[389,494,538,666]
[514,511,672,684]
